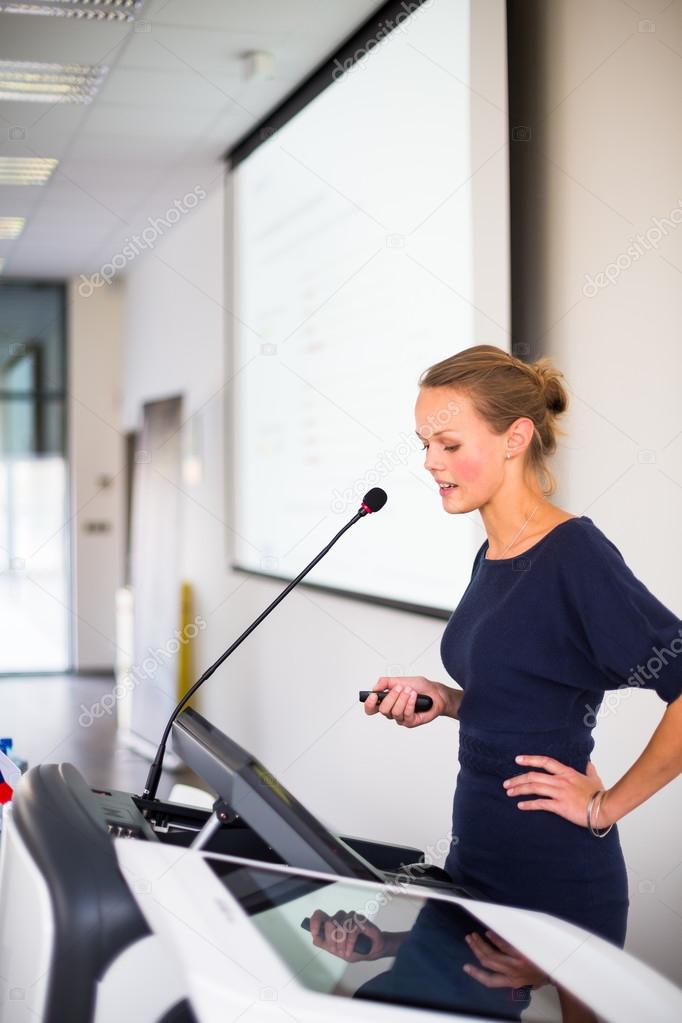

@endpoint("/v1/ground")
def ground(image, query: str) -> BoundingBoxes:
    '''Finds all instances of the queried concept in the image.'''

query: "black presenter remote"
[359,690,433,712]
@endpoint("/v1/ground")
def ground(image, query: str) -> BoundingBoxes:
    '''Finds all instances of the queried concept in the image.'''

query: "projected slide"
[230,0,509,612]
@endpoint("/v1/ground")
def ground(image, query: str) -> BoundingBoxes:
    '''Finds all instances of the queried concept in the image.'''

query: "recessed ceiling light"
[0,158,58,185]
[0,60,108,103]
[0,0,142,20]
[0,218,25,240]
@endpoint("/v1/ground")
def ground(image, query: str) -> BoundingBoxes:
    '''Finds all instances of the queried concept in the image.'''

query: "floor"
[0,574,69,673]
[0,674,198,799]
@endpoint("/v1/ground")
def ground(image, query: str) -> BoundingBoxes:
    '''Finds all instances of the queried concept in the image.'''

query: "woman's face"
[414,386,508,513]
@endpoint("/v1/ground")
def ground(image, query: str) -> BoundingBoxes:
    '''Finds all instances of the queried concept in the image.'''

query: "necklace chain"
[495,501,542,559]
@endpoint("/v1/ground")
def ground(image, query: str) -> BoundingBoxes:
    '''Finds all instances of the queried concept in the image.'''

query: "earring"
[506,452,511,460]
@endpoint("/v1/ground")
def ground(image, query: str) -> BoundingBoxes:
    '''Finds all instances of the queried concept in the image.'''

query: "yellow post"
[177,581,194,701]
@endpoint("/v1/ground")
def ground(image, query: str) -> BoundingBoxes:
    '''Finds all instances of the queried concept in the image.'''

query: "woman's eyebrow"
[414,429,462,440]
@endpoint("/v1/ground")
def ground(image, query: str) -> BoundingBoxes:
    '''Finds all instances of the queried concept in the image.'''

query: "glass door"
[0,282,69,672]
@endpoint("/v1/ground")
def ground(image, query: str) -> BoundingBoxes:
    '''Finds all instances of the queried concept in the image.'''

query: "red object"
[0,782,13,804]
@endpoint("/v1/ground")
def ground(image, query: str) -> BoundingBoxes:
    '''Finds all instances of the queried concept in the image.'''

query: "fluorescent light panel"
[0,0,141,20]
[0,59,108,103]
[0,158,58,185]
[0,218,25,240]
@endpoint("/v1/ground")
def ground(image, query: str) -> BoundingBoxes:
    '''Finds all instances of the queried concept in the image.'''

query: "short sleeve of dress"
[561,522,682,706]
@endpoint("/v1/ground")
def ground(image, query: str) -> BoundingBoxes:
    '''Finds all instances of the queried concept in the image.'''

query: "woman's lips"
[439,484,458,494]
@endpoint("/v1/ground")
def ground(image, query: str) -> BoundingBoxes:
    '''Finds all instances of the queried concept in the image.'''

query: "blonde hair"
[418,344,569,496]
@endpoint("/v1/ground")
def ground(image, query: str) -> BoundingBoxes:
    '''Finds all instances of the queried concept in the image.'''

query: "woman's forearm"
[438,684,464,720]
[601,692,682,826]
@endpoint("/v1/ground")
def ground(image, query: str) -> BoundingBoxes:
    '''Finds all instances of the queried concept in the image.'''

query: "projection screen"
[228,0,510,615]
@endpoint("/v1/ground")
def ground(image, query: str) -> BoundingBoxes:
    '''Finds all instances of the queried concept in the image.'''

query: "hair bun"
[530,357,569,416]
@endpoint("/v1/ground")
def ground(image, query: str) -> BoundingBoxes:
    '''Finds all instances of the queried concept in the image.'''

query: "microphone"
[141,488,388,801]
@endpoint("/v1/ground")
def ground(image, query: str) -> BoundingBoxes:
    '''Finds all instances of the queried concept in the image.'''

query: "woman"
[365,344,682,995]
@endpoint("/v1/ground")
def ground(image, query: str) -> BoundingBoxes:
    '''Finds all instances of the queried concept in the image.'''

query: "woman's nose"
[424,448,444,472]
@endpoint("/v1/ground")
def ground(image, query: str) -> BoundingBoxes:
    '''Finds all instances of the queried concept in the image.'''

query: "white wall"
[68,280,124,671]
[522,0,682,984]
[120,4,682,987]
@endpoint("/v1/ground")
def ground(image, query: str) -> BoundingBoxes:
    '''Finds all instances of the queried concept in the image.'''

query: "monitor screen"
[208,857,570,1022]
[172,708,381,880]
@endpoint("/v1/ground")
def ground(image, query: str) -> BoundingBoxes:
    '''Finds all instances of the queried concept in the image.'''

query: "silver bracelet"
[587,788,614,838]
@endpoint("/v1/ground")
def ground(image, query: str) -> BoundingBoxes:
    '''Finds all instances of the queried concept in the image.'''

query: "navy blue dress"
[441,515,682,948]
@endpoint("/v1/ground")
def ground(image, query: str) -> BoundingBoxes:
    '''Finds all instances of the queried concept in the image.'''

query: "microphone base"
[118,729,182,771]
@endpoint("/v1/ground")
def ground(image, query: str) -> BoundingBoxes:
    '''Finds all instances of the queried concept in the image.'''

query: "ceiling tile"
[0,0,387,277]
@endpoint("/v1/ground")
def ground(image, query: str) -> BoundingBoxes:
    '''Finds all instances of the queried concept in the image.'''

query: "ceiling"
[0,0,385,278]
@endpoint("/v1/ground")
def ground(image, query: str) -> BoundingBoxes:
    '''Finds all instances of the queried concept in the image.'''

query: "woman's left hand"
[463,929,550,990]
[502,757,614,828]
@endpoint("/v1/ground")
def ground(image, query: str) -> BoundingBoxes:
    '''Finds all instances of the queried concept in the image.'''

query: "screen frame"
[229,563,452,620]
[225,0,433,169]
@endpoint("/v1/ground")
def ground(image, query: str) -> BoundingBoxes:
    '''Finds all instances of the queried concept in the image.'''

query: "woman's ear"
[505,417,535,458]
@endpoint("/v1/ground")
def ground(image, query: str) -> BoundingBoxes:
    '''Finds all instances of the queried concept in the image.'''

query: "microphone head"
[360,488,387,515]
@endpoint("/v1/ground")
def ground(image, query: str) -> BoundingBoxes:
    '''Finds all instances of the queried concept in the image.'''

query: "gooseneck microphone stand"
[141,488,387,801]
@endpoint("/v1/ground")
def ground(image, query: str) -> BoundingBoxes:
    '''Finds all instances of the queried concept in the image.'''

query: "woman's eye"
[421,443,460,452]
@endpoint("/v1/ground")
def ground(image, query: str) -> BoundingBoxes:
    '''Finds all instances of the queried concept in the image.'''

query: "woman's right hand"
[308,909,400,962]
[364,676,460,727]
